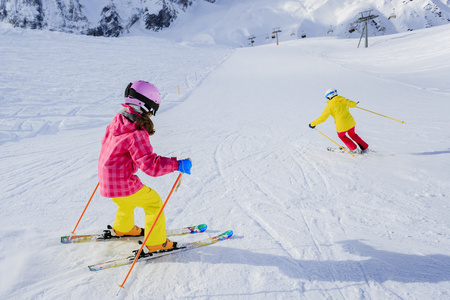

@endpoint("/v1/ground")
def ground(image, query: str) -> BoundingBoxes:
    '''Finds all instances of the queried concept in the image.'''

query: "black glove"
[309,123,315,129]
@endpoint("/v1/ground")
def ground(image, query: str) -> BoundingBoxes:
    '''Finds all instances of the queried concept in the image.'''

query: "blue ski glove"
[309,123,315,129]
[178,159,192,175]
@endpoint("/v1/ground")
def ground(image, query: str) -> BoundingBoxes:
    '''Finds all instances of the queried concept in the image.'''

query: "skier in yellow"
[309,89,369,153]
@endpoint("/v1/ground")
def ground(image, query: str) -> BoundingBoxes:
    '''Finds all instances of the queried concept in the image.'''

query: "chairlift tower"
[272,27,282,45]
[355,10,379,48]
[247,35,256,47]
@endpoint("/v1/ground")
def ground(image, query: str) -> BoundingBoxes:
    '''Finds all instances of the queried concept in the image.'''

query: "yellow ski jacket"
[311,96,357,133]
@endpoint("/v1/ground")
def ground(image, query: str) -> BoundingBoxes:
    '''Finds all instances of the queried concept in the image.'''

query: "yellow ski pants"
[112,185,166,246]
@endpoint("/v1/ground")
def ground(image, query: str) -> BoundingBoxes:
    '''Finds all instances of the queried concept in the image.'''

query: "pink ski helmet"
[124,80,161,115]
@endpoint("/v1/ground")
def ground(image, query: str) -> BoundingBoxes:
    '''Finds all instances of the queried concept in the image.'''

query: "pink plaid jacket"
[98,113,179,198]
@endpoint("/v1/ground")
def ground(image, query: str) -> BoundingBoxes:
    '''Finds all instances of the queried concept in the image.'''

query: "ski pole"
[314,128,355,157]
[356,106,405,124]
[71,182,99,234]
[117,173,183,294]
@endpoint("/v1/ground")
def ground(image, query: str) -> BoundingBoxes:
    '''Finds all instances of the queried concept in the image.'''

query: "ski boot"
[109,225,144,237]
[146,239,177,254]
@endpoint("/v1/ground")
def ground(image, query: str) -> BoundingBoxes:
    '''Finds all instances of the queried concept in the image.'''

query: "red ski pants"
[337,126,368,151]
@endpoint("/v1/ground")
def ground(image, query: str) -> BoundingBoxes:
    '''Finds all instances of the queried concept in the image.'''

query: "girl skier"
[309,89,369,153]
[98,80,192,253]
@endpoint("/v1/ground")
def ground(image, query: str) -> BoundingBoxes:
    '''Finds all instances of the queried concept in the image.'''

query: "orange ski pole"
[117,173,183,293]
[71,182,99,234]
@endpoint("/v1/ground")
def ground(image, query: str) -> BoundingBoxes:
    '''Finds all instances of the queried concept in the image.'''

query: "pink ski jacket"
[98,113,179,198]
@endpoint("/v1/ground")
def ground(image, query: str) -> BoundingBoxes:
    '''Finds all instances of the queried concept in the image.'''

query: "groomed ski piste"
[1,21,450,300]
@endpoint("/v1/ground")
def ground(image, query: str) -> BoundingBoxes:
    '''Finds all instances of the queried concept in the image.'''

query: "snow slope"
[1,22,449,299]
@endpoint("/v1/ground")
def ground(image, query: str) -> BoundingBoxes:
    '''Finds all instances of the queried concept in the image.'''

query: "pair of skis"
[61,224,233,271]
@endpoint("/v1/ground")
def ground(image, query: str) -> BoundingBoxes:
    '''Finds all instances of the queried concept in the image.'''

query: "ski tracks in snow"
[208,126,405,298]
[210,128,360,296]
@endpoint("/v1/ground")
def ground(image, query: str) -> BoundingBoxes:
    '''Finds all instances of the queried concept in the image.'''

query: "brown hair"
[135,112,155,136]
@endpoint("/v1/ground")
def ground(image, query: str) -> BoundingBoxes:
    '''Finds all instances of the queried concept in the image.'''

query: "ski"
[88,230,233,271]
[327,147,370,154]
[61,224,207,244]
[327,147,347,153]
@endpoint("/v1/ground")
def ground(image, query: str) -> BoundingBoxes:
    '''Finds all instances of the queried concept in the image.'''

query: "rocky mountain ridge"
[0,0,449,44]
[0,0,216,37]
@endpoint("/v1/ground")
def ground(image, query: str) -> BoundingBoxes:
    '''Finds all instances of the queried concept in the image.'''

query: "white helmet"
[325,89,338,100]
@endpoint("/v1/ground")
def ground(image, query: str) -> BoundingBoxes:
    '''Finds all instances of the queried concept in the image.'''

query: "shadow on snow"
[161,239,450,284]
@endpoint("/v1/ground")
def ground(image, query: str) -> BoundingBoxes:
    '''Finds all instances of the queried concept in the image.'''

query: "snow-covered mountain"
[0,0,207,36]
[1,0,450,45]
